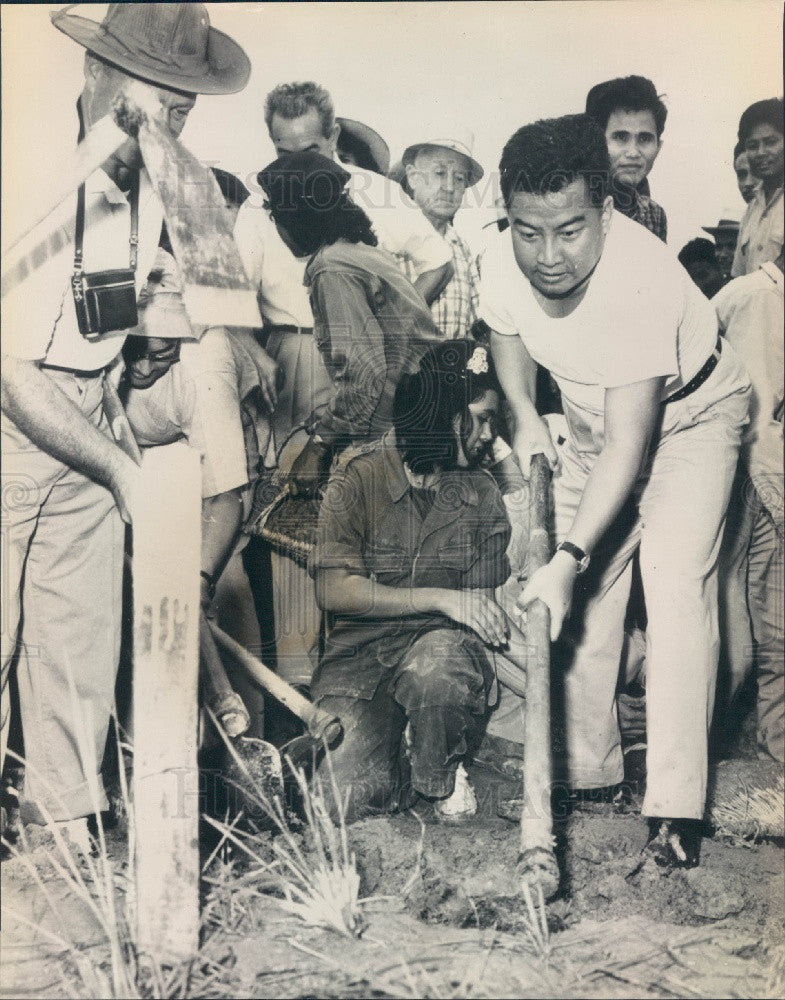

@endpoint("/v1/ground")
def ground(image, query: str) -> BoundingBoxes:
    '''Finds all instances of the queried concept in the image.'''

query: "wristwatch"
[556,541,590,574]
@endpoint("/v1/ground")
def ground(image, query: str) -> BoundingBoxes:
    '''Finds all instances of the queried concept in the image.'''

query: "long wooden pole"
[518,453,560,900]
[132,444,201,962]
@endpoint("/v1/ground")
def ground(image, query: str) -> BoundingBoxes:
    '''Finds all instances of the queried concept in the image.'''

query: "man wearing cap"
[395,129,484,340]
[701,218,740,285]
[732,98,784,278]
[585,75,668,242]
[0,3,250,847]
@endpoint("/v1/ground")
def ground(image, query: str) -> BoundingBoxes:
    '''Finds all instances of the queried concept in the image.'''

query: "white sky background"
[2,1,782,255]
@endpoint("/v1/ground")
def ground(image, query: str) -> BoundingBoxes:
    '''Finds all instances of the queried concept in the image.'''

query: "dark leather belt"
[664,338,722,404]
[263,324,313,336]
[41,363,106,379]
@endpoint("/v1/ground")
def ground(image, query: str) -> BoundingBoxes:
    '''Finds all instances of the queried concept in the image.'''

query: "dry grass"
[205,721,365,938]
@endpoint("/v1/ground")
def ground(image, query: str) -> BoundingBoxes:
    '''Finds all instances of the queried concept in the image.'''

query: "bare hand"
[512,419,559,478]
[439,589,510,647]
[250,345,280,413]
[289,437,332,498]
[517,552,577,641]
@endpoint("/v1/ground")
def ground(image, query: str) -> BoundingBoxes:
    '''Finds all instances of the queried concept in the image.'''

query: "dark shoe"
[642,818,701,870]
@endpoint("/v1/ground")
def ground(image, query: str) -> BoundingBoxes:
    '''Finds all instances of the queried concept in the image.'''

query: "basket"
[244,467,320,565]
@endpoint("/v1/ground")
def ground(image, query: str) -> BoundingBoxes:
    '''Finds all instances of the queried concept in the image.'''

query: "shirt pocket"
[438,525,477,571]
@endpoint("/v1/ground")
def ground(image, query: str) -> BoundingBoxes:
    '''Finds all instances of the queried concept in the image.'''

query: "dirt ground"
[2,751,783,1000]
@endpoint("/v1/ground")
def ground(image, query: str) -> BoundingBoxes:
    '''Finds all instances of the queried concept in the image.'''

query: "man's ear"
[600,194,614,235]
[84,52,103,81]
[404,161,419,187]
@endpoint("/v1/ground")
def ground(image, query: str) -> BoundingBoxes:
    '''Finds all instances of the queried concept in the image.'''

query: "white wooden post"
[132,444,201,962]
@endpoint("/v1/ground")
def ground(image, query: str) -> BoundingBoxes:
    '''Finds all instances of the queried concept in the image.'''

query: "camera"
[72,268,138,342]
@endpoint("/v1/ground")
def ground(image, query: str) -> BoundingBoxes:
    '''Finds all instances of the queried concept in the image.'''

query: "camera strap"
[73,101,140,278]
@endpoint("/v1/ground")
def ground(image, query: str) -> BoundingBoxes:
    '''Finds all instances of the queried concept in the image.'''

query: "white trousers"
[554,346,750,819]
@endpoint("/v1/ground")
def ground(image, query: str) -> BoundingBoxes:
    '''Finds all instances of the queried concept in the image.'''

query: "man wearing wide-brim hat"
[391,128,484,341]
[701,216,741,284]
[0,3,250,852]
[336,117,390,175]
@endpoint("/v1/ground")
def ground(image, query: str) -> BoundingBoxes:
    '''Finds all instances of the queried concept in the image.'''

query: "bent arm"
[201,488,244,581]
[1,354,137,520]
[490,330,557,473]
[414,261,454,306]
[565,376,664,554]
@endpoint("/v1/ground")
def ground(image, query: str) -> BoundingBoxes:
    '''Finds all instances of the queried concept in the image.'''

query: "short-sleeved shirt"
[401,222,481,339]
[309,430,511,698]
[2,164,163,371]
[124,326,264,500]
[731,185,784,278]
[713,262,784,521]
[305,240,444,445]
[233,160,451,329]
[480,210,718,416]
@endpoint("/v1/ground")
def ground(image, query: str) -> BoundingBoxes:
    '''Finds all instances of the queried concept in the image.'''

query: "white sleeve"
[233,201,265,289]
[478,242,520,337]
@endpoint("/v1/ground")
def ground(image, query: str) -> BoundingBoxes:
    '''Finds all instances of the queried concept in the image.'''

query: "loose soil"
[2,753,783,999]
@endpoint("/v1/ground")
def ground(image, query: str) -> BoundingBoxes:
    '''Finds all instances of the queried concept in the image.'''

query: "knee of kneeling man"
[397,630,485,700]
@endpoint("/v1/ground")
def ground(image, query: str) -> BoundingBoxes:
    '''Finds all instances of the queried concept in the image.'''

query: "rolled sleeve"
[309,463,368,577]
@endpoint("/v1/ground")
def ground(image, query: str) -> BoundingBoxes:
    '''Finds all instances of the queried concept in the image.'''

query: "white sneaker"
[434,763,477,823]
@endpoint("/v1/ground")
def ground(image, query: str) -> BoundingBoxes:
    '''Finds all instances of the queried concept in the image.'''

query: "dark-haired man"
[678,238,726,298]
[585,75,668,241]
[732,98,784,277]
[482,114,750,867]
[734,140,760,205]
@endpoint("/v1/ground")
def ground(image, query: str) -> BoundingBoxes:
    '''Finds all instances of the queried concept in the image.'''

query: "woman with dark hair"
[254,151,445,691]
[308,339,528,823]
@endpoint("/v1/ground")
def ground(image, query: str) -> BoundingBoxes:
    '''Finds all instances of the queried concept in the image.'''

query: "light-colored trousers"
[719,467,784,761]
[1,371,124,821]
[554,347,750,819]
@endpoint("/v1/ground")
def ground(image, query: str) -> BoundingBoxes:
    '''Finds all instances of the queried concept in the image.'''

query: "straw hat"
[398,126,484,187]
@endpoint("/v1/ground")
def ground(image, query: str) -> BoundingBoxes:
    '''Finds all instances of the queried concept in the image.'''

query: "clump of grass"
[520,881,552,963]
[206,721,365,938]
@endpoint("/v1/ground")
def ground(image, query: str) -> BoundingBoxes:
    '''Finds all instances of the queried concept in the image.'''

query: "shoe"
[641,818,700,870]
[434,763,477,823]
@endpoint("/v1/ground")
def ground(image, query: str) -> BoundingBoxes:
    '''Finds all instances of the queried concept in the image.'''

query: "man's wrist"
[553,547,582,575]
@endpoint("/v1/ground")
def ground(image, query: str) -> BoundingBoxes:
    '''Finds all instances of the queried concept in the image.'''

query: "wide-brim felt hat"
[51,3,251,96]
[336,118,391,175]
[701,217,740,238]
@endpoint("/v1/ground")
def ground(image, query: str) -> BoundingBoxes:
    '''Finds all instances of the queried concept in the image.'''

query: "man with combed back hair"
[481,114,750,869]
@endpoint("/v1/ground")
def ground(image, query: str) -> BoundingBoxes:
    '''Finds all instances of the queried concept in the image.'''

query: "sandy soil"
[2,752,783,1000]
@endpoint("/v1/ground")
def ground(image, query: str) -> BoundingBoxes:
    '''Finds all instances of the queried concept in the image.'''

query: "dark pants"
[314,628,490,823]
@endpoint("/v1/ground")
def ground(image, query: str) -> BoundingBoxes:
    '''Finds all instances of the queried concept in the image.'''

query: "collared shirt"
[731,185,784,278]
[233,161,451,329]
[713,261,784,521]
[309,430,511,698]
[402,222,480,339]
[305,240,443,445]
[124,325,270,501]
[630,192,668,243]
[2,163,162,371]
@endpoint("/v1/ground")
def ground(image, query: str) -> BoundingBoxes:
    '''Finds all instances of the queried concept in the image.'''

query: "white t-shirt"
[480,211,718,416]
[233,161,450,329]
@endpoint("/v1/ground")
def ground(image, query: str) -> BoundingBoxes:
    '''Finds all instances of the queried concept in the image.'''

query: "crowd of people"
[1,3,782,873]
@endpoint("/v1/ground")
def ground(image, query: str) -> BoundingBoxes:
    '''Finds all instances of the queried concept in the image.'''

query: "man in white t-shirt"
[481,114,751,869]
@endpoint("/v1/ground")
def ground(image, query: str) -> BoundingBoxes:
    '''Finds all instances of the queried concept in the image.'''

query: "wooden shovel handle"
[207,619,342,746]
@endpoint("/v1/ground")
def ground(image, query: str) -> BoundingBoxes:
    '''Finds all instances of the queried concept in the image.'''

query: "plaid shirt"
[628,192,668,243]
[401,223,481,338]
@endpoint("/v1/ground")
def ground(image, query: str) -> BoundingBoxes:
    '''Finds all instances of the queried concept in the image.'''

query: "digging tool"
[1,81,158,297]
[134,115,261,329]
[200,610,251,739]
[517,453,560,901]
[207,620,343,749]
